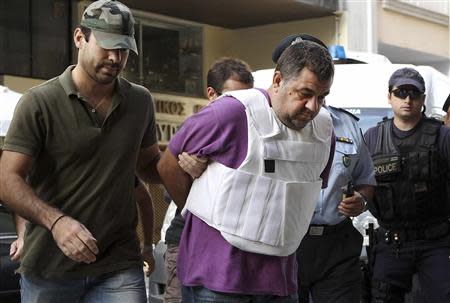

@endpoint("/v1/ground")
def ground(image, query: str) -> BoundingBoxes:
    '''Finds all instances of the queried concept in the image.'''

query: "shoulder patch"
[329,106,359,121]
[336,136,353,144]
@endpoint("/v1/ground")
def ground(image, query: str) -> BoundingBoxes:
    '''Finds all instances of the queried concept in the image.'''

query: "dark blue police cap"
[388,68,425,93]
[272,34,328,64]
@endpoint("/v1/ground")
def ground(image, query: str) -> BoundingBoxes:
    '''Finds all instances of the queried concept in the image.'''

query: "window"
[123,15,203,97]
[0,0,71,79]
[0,0,31,76]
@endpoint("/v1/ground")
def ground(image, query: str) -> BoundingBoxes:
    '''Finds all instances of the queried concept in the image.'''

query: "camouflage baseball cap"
[80,0,138,54]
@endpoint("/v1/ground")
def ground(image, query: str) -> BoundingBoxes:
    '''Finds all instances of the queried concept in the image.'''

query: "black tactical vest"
[370,118,450,229]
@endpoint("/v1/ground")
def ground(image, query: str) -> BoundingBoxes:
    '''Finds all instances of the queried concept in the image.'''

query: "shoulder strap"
[223,89,280,138]
[374,118,397,155]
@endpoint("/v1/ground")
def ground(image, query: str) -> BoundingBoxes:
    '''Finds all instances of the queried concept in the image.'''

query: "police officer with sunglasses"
[364,68,450,302]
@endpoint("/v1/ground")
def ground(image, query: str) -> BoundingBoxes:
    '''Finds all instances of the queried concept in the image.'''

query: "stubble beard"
[92,62,122,84]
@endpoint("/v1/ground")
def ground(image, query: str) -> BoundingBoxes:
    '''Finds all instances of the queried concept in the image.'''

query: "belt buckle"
[309,226,324,236]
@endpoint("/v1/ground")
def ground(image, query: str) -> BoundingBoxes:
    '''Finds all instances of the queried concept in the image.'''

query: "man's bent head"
[207,57,254,101]
[270,40,334,130]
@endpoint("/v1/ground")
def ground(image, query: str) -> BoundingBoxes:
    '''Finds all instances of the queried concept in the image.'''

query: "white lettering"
[375,162,397,174]
[156,122,181,143]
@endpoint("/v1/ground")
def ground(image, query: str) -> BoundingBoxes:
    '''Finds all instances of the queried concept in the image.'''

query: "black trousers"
[296,219,363,303]
[371,232,450,303]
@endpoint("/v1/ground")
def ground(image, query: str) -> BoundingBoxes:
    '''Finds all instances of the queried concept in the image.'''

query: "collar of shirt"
[58,65,130,101]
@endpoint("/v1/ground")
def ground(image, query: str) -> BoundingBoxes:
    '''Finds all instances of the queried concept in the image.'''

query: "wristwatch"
[359,192,369,212]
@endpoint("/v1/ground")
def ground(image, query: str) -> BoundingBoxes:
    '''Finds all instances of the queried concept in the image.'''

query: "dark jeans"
[182,286,298,303]
[21,267,146,303]
[371,232,450,303]
[297,219,363,303]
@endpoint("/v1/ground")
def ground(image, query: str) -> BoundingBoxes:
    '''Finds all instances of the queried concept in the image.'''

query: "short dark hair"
[80,26,92,42]
[207,57,254,95]
[275,40,334,83]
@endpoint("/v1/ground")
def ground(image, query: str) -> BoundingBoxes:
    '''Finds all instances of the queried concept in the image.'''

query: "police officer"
[272,34,376,303]
[296,105,376,303]
[364,68,450,303]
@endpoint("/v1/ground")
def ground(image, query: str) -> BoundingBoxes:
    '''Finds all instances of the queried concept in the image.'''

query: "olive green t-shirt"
[2,66,157,279]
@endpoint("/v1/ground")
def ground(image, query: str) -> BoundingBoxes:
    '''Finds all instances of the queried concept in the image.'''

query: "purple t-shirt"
[168,89,334,296]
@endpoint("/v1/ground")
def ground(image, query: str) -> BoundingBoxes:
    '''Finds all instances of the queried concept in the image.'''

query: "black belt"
[379,220,450,242]
[307,218,351,236]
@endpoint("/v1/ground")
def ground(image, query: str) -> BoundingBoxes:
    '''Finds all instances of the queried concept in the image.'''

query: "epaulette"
[329,106,359,121]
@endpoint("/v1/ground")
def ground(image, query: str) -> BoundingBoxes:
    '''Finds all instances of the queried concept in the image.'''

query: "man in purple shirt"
[164,57,254,303]
[157,39,335,302]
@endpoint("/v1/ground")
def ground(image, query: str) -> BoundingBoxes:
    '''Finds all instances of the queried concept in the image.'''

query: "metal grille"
[136,184,168,245]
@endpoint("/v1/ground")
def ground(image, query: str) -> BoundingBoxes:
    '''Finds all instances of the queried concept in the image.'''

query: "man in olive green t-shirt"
[0,1,160,302]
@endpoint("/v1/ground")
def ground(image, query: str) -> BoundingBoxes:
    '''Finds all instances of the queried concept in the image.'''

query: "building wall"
[202,25,235,83]
[231,16,336,70]
[343,1,377,53]
[397,0,449,16]
[377,4,449,59]
[203,16,336,75]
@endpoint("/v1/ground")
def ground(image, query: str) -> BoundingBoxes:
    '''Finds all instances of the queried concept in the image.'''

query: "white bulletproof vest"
[184,88,333,256]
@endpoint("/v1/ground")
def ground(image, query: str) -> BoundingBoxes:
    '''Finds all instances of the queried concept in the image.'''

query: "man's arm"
[134,182,155,276]
[157,150,192,209]
[0,151,60,229]
[339,125,376,217]
[0,151,99,263]
[137,143,161,184]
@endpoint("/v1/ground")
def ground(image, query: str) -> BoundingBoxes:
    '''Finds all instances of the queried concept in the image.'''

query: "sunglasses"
[391,88,423,100]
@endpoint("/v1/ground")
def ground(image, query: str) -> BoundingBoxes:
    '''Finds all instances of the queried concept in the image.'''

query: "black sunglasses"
[391,88,423,100]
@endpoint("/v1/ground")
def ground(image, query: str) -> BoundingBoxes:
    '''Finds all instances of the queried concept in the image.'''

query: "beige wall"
[202,16,336,81]
[378,5,449,58]
[232,16,336,71]
[398,0,449,16]
[202,25,235,84]
[2,75,45,94]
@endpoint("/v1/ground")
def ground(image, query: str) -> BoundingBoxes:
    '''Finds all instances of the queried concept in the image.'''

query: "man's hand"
[10,214,27,262]
[51,215,99,263]
[338,191,365,217]
[178,152,208,179]
[142,247,155,277]
[9,237,24,262]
